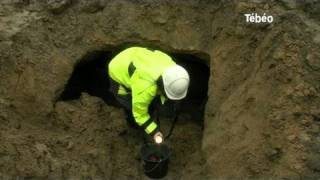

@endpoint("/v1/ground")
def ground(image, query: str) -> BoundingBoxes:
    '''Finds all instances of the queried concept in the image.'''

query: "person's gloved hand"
[153,131,164,144]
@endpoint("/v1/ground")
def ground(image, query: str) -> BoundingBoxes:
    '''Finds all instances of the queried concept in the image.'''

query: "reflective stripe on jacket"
[108,47,176,134]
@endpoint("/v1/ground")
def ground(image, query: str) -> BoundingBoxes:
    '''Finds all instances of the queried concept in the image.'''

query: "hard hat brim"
[164,85,188,100]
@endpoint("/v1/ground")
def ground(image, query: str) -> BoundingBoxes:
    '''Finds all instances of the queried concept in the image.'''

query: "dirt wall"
[204,1,320,179]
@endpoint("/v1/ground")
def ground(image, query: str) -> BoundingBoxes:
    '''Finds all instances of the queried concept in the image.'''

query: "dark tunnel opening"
[58,49,210,123]
[58,50,117,105]
[172,53,210,119]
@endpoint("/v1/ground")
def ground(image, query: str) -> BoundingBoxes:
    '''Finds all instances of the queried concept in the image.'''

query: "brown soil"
[0,0,320,180]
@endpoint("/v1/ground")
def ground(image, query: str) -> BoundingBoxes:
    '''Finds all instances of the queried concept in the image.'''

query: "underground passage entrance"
[59,49,210,123]
[58,48,210,178]
[58,50,115,104]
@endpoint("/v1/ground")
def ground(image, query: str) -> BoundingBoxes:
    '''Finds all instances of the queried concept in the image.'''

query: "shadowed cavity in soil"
[59,50,210,123]
[57,49,210,178]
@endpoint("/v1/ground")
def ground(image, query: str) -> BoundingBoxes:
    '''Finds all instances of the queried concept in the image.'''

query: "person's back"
[108,47,175,90]
[108,46,190,143]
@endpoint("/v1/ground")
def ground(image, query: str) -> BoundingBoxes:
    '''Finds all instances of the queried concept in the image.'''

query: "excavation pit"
[57,48,210,178]
[1,1,318,179]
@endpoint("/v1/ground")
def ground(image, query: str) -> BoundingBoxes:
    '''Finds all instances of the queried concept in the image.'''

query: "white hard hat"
[162,65,189,100]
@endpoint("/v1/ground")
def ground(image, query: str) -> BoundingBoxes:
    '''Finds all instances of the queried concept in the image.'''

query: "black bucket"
[141,143,171,179]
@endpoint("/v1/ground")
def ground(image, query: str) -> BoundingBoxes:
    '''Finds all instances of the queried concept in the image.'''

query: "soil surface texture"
[0,0,320,179]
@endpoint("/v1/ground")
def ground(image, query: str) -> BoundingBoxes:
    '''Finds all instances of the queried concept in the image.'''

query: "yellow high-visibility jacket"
[108,47,176,135]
